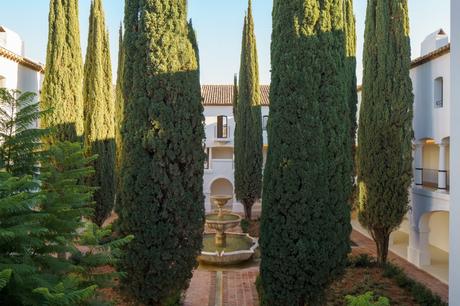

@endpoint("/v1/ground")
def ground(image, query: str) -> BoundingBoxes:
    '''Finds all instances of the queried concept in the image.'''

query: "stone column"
[438,142,447,190]
[407,225,431,267]
[414,142,424,186]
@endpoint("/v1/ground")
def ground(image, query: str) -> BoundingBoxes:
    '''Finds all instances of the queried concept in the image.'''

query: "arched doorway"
[210,178,234,211]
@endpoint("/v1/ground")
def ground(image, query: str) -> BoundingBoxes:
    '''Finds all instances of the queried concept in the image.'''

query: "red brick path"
[222,268,259,306]
[184,231,448,305]
[184,270,216,306]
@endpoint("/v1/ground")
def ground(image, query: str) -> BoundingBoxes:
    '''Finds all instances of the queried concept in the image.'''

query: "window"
[262,115,269,131]
[204,148,210,169]
[434,77,443,108]
[0,76,5,88]
[217,115,228,138]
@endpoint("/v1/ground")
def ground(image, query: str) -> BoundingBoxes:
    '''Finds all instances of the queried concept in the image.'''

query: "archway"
[418,211,450,283]
[210,178,234,211]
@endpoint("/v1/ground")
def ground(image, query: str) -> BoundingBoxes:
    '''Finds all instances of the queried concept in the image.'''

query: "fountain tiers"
[205,195,240,248]
[199,195,258,265]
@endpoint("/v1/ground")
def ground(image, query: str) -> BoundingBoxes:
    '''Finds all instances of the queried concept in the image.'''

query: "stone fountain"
[199,195,258,265]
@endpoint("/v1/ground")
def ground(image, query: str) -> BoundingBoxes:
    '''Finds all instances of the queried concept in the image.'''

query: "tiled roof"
[202,85,270,106]
[411,43,450,69]
[0,46,44,73]
[358,43,451,92]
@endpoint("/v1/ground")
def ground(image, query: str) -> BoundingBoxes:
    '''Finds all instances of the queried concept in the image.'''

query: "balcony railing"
[420,168,450,191]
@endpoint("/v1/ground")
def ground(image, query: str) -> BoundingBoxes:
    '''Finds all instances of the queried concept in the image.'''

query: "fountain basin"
[199,233,258,265]
[205,212,241,232]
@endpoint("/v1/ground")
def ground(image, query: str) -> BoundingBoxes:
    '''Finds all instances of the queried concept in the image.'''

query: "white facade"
[203,100,269,213]
[449,0,460,303]
[0,26,43,95]
[355,32,453,285]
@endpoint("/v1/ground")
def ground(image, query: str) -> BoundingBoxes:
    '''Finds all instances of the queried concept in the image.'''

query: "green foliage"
[232,74,238,119]
[83,0,116,226]
[0,89,50,176]
[0,269,12,289]
[344,0,358,205]
[240,218,250,233]
[117,0,205,304]
[345,292,390,306]
[260,0,353,304]
[41,0,84,142]
[357,0,414,264]
[115,24,125,213]
[347,254,376,268]
[234,0,263,221]
[255,275,267,306]
[383,263,447,306]
[0,92,130,305]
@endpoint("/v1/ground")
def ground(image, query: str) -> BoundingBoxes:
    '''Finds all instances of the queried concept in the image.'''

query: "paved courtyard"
[184,230,448,306]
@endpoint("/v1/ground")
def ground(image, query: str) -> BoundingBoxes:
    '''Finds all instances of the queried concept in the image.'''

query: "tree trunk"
[374,229,390,264]
[243,200,253,220]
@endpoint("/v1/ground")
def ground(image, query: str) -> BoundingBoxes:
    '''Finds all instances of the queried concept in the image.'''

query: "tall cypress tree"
[345,0,357,151]
[83,0,115,226]
[357,0,413,264]
[115,23,124,209]
[40,0,84,142]
[234,0,263,220]
[260,0,351,304]
[117,1,205,304]
[233,74,238,118]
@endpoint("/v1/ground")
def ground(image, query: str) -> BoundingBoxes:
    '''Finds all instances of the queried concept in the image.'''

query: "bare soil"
[325,263,419,305]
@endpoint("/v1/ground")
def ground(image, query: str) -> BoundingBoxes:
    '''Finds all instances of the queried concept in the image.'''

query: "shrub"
[348,254,376,268]
[383,263,447,306]
[240,219,250,233]
[345,292,390,306]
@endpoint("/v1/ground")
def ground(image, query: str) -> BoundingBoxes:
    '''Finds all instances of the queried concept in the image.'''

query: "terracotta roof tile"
[202,85,270,106]
[358,43,451,92]
[0,46,44,73]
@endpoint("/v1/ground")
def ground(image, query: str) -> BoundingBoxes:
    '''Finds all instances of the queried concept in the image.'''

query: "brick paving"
[222,268,259,306]
[184,270,216,306]
[184,231,448,305]
[351,230,449,303]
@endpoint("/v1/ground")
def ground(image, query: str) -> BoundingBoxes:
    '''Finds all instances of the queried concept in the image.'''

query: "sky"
[0,0,451,85]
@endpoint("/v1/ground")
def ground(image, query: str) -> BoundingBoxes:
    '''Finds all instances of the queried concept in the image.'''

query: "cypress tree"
[345,0,357,151]
[260,0,352,304]
[115,23,124,209]
[357,0,413,264]
[83,0,116,226]
[234,0,263,220]
[40,0,84,142]
[233,74,238,118]
[117,1,205,304]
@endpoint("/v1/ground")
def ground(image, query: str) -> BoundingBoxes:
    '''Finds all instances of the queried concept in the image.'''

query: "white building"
[449,0,459,303]
[201,85,269,214]
[355,30,452,285]
[0,26,43,95]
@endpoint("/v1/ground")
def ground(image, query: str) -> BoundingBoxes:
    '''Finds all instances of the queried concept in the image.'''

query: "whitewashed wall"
[449,0,460,302]
[203,104,269,212]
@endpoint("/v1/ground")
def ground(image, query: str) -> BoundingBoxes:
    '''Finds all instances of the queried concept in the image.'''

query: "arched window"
[262,115,269,131]
[434,77,443,108]
[217,115,228,138]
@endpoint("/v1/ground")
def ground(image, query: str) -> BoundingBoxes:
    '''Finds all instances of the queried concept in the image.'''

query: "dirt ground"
[326,262,418,305]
